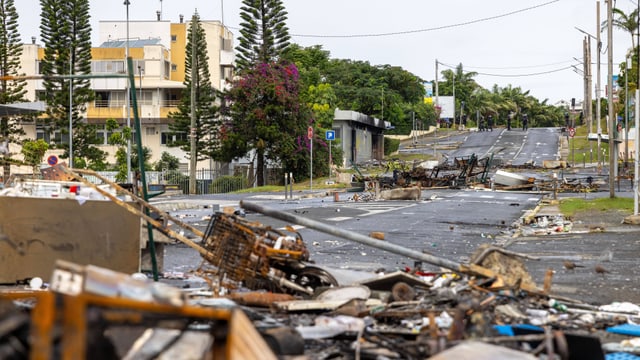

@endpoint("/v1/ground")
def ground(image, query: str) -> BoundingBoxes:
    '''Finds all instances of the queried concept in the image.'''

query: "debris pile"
[1,168,639,359]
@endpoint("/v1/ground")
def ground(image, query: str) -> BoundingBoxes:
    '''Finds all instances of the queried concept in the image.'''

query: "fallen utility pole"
[240,200,535,288]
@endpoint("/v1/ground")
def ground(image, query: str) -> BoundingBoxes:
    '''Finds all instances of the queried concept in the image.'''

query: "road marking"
[330,201,418,216]
[326,216,351,222]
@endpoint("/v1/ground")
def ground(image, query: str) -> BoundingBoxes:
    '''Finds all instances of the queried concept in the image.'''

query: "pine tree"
[235,0,291,72]
[226,0,311,187]
[168,13,219,162]
[39,0,105,168]
[0,0,28,179]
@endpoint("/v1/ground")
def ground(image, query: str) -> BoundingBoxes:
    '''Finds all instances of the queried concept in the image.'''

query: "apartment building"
[17,16,234,172]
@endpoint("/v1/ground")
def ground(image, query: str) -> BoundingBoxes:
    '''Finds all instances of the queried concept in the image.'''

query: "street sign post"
[326,130,335,182]
[568,127,576,167]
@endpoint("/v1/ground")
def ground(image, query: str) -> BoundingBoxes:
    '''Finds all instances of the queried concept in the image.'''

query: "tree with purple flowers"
[220,61,311,186]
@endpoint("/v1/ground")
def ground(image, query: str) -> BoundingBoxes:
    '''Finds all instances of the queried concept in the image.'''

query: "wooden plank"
[226,309,277,360]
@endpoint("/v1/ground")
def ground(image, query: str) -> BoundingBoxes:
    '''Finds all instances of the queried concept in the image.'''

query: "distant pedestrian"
[507,112,513,130]
[522,113,529,131]
[487,115,493,131]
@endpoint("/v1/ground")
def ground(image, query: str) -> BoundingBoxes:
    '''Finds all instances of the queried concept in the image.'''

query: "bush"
[210,175,247,193]
[384,137,400,156]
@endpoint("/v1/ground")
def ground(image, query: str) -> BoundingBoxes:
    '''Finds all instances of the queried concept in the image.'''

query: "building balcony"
[87,100,180,120]
[220,50,234,66]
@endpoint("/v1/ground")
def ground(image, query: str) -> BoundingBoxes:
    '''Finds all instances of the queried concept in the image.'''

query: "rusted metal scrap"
[403,154,492,188]
[240,200,542,295]
[197,212,338,296]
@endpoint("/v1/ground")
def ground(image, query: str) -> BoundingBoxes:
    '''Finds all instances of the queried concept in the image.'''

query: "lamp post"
[69,48,73,168]
[625,56,630,170]
[606,0,615,198]
[633,1,640,216]
[124,0,132,183]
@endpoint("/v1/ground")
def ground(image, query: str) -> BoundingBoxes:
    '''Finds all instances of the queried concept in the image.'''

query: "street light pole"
[69,48,73,168]
[125,0,132,183]
[625,57,630,170]
[597,1,602,169]
[606,0,615,198]
[635,0,640,215]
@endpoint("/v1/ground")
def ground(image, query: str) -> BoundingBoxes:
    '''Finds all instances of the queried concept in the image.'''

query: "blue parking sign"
[325,130,335,141]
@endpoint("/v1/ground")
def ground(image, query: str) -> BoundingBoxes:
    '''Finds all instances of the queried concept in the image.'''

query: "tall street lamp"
[124,0,132,183]
[625,57,630,170]
[69,48,73,168]
[606,0,615,198]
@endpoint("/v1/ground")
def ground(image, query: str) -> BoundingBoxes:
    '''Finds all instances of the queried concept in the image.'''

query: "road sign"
[47,155,58,166]
[325,130,335,141]
[307,126,313,140]
[568,127,576,138]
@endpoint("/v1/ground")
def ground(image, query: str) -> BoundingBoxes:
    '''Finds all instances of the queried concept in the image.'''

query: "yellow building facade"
[16,18,234,172]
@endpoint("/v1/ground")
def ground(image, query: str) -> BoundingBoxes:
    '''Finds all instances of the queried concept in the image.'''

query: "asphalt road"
[157,126,639,305]
[402,127,562,168]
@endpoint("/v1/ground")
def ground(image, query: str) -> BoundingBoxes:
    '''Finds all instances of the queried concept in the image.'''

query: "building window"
[95,91,109,108]
[92,60,125,74]
[95,124,114,145]
[161,132,186,145]
[171,34,177,42]
[146,127,156,136]
[171,64,177,72]
[36,128,66,144]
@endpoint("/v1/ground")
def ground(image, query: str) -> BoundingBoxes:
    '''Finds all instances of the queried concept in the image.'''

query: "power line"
[475,66,574,77]
[283,0,560,39]
[461,59,579,70]
[438,61,573,78]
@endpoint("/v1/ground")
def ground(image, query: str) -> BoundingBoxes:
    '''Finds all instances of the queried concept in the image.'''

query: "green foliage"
[384,137,400,156]
[106,118,134,182]
[106,118,129,146]
[236,0,291,72]
[210,175,247,193]
[155,152,180,171]
[21,139,48,173]
[131,146,153,172]
[168,13,220,163]
[0,0,30,178]
[221,61,311,185]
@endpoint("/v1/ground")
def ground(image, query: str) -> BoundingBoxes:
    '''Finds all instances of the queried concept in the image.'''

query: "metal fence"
[94,167,283,195]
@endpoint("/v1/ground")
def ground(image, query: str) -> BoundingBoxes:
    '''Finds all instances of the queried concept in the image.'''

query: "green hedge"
[384,137,400,156]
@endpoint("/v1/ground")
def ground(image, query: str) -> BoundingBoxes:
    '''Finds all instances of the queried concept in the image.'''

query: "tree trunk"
[256,148,265,187]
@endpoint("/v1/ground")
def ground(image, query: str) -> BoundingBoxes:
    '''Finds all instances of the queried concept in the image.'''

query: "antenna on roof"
[158,0,163,21]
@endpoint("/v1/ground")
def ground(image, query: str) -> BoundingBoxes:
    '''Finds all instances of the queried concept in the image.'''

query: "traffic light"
[571,98,575,108]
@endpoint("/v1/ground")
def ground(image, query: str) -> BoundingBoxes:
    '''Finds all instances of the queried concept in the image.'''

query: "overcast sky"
[14,0,639,104]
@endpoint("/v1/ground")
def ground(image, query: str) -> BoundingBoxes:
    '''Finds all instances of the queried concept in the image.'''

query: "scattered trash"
[1,167,638,359]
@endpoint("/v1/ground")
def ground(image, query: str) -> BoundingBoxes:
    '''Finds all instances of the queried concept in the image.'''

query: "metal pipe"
[240,200,462,271]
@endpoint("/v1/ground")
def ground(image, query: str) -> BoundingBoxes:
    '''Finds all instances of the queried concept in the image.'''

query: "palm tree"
[605,8,639,51]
